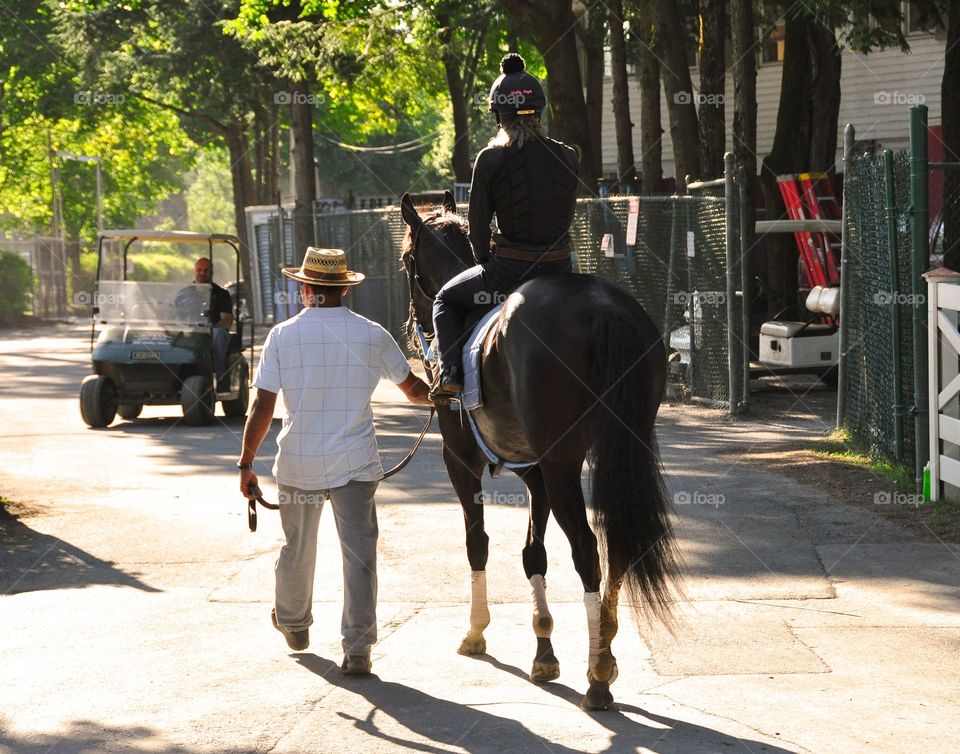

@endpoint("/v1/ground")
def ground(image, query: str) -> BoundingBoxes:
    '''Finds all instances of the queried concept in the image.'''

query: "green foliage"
[186,149,236,235]
[0,251,32,323]
[0,2,198,239]
[126,252,196,283]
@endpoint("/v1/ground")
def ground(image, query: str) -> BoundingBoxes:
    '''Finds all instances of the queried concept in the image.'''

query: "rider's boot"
[430,363,463,402]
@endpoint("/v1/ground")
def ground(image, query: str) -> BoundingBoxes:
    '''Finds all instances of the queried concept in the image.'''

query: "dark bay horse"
[399,191,680,711]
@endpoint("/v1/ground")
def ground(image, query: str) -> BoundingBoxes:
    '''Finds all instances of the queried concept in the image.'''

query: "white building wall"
[600,32,946,180]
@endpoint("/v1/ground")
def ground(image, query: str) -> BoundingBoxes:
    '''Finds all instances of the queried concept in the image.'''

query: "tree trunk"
[943,0,960,270]
[290,80,317,259]
[730,0,758,324]
[609,0,636,192]
[579,2,606,182]
[730,0,756,184]
[697,0,726,179]
[437,11,473,183]
[499,0,597,193]
[760,11,842,318]
[637,14,663,194]
[226,124,257,289]
[652,0,700,183]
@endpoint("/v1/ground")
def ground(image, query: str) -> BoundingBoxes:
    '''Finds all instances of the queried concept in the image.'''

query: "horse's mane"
[400,207,468,259]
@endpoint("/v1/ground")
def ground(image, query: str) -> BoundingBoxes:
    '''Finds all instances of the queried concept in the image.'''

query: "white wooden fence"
[926,267,960,502]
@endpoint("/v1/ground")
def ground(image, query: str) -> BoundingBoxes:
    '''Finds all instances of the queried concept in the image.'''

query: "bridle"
[403,218,442,379]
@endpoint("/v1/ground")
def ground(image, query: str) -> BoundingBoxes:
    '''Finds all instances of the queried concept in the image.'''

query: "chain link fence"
[0,237,70,318]
[843,150,917,466]
[246,193,742,407]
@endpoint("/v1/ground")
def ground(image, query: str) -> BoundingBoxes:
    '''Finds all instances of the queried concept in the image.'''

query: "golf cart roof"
[99,229,240,244]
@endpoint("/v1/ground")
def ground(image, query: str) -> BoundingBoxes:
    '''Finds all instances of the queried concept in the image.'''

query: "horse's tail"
[589,307,681,621]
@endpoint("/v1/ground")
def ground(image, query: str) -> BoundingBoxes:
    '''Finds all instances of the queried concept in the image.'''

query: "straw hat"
[282,247,365,286]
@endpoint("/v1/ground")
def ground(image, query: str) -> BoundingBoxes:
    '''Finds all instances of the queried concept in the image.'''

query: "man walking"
[238,247,431,674]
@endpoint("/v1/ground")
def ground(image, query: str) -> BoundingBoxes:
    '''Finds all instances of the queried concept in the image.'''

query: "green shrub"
[0,251,32,324]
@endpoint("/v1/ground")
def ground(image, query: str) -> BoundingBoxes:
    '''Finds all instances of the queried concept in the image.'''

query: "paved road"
[1,323,958,753]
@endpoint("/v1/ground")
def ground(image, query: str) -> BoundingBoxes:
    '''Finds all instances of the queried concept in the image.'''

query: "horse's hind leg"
[540,460,617,710]
[518,465,560,682]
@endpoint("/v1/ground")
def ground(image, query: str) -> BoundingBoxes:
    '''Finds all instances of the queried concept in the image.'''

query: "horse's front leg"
[519,465,560,682]
[442,442,490,655]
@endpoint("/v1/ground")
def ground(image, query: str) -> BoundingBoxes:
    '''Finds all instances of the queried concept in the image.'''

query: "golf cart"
[79,230,253,428]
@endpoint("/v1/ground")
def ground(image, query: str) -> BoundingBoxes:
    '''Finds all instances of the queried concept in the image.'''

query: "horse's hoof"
[529,660,560,683]
[458,635,486,655]
[580,681,614,711]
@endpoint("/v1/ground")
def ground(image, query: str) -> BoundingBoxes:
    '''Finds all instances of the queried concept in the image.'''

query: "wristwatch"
[236,461,253,470]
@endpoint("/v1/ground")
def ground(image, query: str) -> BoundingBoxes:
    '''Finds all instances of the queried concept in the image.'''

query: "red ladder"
[797,171,841,285]
[777,175,829,289]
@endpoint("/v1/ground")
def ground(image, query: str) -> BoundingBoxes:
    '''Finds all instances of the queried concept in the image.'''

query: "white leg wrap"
[584,591,601,664]
[470,571,490,633]
[530,574,553,638]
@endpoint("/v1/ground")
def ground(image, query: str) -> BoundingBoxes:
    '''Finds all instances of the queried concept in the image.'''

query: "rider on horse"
[430,52,580,401]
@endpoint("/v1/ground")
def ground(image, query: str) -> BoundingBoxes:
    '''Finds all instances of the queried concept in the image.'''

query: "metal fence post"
[837,124,855,429]
[724,152,739,414]
[910,105,930,493]
[738,166,751,411]
[883,149,905,460]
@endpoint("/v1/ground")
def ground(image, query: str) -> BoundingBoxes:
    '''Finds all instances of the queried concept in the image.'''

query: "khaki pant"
[274,480,379,657]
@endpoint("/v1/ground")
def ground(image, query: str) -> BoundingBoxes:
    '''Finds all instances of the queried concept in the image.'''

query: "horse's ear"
[399,193,422,230]
[442,190,457,215]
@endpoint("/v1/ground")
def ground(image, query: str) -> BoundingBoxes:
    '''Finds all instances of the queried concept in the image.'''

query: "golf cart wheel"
[222,361,249,418]
[79,375,118,428]
[181,375,215,426]
[117,403,143,420]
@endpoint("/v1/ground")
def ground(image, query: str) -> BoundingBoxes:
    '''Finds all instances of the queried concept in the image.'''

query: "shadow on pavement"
[0,507,159,595]
[0,719,246,754]
[294,654,792,753]
[468,653,796,753]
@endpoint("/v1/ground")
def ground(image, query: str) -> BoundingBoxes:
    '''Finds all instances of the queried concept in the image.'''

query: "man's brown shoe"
[341,654,372,675]
[271,609,309,651]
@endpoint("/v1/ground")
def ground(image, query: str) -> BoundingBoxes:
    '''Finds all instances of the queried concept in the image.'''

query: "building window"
[906,1,937,34]
[761,24,785,63]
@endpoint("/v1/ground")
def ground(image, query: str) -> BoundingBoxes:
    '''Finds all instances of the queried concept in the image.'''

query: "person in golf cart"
[192,256,233,382]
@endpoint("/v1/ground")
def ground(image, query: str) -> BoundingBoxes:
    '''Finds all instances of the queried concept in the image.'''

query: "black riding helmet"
[488,53,546,123]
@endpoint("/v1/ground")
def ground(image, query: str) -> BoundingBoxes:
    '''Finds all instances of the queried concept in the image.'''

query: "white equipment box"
[759,321,838,368]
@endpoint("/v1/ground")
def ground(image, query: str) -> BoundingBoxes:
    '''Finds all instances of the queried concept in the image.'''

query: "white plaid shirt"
[253,306,411,490]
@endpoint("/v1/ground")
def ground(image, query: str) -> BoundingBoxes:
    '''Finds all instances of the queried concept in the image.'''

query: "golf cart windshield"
[95,280,212,329]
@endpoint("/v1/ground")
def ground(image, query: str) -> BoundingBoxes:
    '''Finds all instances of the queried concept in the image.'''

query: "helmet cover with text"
[487,53,546,119]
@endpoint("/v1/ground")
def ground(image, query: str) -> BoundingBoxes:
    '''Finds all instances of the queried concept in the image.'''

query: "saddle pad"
[458,302,535,470]
[461,303,505,411]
